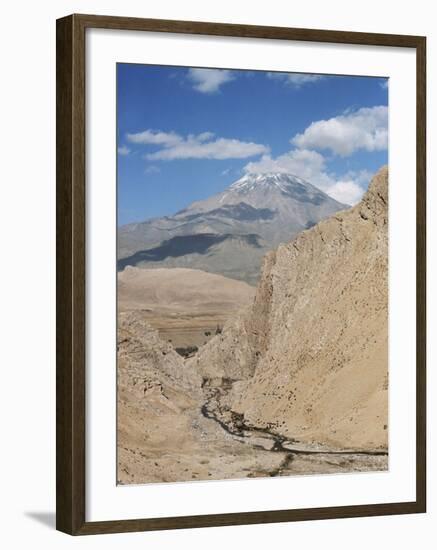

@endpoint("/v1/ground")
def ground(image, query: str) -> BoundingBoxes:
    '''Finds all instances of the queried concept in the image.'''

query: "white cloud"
[380,79,389,90]
[343,169,373,187]
[126,130,182,146]
[327,169,374,204]
[244,110,382,204]
[196,131,215,142]
[327,180,365,205]
[291,105,388,156]
[268,72,325,88]
[244,148,366,206]
[131,130,268,161]
[117,145,130,155]
[244,148,333,189]
[187,68,234,93]
[148,137,268,161]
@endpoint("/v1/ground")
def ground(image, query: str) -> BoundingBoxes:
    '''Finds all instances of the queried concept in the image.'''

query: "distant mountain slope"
[118,266,255,314]
[118,172,346,284]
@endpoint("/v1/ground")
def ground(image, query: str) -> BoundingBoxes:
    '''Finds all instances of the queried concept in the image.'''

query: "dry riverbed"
[118,340,387,486]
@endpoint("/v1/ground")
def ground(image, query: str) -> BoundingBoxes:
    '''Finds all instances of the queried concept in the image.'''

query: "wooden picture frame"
[56,13,426,535]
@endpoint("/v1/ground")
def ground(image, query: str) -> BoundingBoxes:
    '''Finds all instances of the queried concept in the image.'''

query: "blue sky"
[117,64,388,225]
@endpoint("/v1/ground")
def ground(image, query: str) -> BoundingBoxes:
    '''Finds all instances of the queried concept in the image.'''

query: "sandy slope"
[118,266,255,350]
[118,266,255,314]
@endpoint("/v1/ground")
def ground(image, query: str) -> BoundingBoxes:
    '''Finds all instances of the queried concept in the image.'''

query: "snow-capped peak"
[230,172,308,193]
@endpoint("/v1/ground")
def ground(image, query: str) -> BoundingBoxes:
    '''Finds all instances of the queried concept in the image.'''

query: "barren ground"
[117,170,389,486]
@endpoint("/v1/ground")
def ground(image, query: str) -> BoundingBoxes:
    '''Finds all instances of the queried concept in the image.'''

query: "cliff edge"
[193,167,389,451]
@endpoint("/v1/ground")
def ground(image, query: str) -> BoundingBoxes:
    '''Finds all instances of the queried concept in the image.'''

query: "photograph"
[116,63,389,485]
[1,0,430,543]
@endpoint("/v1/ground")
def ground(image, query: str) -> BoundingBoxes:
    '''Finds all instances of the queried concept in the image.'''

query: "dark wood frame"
[56,13,427,536]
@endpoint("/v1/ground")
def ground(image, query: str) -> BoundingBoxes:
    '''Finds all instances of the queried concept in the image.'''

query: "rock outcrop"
[117,311,296,483]
[117,312,201,483]
[193,167,389,452]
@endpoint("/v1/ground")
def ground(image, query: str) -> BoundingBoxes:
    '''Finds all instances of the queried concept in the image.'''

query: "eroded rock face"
[117,311,296,483]
[118,311,201,398]
[117,312,201,483]
[194,167,389,452]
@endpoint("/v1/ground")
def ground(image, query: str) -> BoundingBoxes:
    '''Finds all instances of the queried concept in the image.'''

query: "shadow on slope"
[117,232,262,271]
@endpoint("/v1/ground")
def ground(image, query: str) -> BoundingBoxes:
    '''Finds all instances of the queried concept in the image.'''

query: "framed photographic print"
[56,14,426,535]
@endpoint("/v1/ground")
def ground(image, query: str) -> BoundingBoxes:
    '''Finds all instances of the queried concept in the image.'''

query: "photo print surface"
[116,63,389,485]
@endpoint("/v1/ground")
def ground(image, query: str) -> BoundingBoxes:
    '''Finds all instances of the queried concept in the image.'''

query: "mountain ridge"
[118,172,347,283]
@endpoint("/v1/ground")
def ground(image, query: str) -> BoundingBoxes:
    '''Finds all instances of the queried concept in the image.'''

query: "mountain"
[190,167,388,452]
[118,172,346,284]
